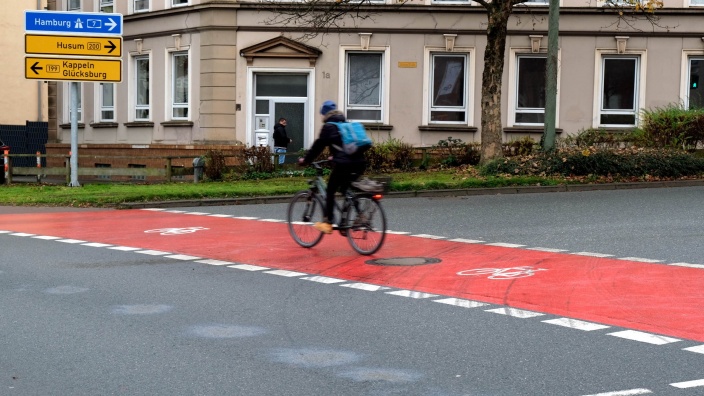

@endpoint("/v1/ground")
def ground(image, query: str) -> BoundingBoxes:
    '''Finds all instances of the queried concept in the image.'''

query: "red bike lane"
[2,209,703,342]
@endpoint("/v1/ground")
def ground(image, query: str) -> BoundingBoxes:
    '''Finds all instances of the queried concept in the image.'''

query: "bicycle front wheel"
[287,191,325,248]
[346,195,387,255]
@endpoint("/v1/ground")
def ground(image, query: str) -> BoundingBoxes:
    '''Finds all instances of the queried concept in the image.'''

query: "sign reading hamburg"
[25,10,123,36]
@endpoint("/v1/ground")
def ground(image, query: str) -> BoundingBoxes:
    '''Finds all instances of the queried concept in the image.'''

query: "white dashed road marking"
[227,264,270,271]
[32,235,61,240]
[82,242,113,248]
[571,252,615,258]
[385,290,438,299]
[196,259,234,266]
[485,307,545,318]
[108,246,142,251]
[57,239,86,244]
[433,298,488,308]
[301,276,348,284]
[165,254,202,261]
[485,242,526,248]
[542,318,611,331]
[670,262,704,269]
[683,345,704,354]
[607,330,681,345]
[582,389,652,396]
[411,234,446,240]
[670,378,704,389]
[340,283,390,292]
[447,238,485,244]
[264,269,308,277]
[136,250,171,256]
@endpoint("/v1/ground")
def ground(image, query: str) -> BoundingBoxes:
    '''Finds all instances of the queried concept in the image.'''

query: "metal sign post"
[69,81,80,187]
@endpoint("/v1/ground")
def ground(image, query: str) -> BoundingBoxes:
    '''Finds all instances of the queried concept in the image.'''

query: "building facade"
[48,0,704,165]
[2,0,49,126]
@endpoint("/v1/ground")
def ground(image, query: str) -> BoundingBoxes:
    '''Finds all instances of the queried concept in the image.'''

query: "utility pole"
[542,0,559,151]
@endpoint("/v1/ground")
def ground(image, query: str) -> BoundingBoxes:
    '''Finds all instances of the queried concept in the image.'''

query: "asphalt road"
[1,186,703,395]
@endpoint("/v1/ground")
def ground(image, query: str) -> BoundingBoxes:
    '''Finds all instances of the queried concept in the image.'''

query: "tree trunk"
[479,3,512,164]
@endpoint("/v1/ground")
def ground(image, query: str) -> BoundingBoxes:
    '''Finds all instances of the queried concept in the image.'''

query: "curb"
[116,179,704,209]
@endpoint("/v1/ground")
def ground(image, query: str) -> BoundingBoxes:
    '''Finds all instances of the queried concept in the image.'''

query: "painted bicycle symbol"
[457,266,547,280]
[144,227,209,235]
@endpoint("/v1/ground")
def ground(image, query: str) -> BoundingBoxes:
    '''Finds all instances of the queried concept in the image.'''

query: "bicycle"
[287,160,387,255]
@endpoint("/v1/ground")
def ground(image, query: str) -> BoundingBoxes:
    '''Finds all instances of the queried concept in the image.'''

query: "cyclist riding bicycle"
[298,100,367,234]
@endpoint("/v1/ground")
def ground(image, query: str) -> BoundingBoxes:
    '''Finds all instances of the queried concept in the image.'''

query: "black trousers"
[325,162,366,223]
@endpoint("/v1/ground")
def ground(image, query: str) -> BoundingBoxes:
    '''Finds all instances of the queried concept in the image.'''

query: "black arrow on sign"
[105,41,117,54]
[30,62,43,75]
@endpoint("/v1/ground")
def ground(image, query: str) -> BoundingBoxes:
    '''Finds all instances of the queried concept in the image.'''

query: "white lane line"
[527,247,569,253]
[671,378,704,389]
[339,283,390,292]
[542,318,611,331]
[448,238,485,244]
[10,233,36,237]
[485,307,545,318]
[136,250,171,256]
[81,242,113,248]
[433,298,488,308]
[385,290,438,299]
[57,239,87,244]
[233,216,259,220]
[582,389,652,396]
[264,269,308,277]
[0,230,12,233]
[259,219,285,223]
[227,264,270,271]
[184,212,210,215]
[141,208,166,211]
[683,345,704,354]
[670,262,704,269]
[32,235,62,240]
[164,210,187,213]
[386,230,411,235]
[411,234,446,240]
[301,276,347,284]
[607,330,681,345]
[196,259,234,266]
[485,242,526,248]
[571,252,615,258]
[208,214,233,218]
[165,254,202,261]
[617,257,663,263]
[108,246,142,251]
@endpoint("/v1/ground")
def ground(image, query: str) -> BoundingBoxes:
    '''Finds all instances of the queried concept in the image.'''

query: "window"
[99,0,114,12]
[687,57,703,110]
[515,55,546,124]
[430,53,468,123]
[134,56,150,121]
[432,0,472,4]
[99,83,115,122]
[689,0,704,5]
[68,0,81,11]
[171,52,189,119]
[172,0,189,5]
[134,0,149,12]
[599,56,639,126]
[522,0,548,4]
[346,52,383,122]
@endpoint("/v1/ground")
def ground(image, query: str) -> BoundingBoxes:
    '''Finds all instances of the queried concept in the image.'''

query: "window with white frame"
[429,53,468,123]
[690,0,704,6]
[99,0,114,12]
[133,0,149,12]
[98,83,115,122]
[134,55,150,121]
[171,52,189,119]
[346,52,383,122]
[64,83,83,122]
[515,54,547,124]
[599,56,639,126]
[687,57,703,109]
[521,0,548,4]
[172,0,189,6]
[68,0,81,11]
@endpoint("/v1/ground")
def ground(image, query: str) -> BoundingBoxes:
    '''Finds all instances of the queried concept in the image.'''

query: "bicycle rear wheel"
[346,195,387,255]
[287,191,325,248]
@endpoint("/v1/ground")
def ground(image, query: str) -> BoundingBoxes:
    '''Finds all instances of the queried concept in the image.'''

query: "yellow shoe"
[314,222,333,234]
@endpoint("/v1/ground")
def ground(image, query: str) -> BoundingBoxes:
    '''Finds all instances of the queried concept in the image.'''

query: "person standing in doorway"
[273,118,292,165]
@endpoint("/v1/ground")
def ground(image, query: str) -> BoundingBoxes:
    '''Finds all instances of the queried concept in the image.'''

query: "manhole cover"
[365,257,442,266]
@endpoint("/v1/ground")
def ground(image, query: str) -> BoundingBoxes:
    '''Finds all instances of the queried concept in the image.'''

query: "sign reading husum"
[25,34,122,57]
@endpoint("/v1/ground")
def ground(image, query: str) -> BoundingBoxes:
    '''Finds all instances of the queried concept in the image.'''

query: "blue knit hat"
[320,100,336,116]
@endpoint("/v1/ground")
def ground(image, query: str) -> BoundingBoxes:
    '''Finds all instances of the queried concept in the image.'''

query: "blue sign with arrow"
[25,10,122,36]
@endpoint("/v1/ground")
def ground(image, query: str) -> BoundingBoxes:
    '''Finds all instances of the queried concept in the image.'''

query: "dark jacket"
[303,111,367,166]
[273,123,290,148]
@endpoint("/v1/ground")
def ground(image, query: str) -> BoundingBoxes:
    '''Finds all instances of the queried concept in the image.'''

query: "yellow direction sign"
[25,56,122,82]
[25,34,122,57]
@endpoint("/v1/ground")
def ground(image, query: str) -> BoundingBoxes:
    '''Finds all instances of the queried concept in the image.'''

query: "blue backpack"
[327,121,373,155]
